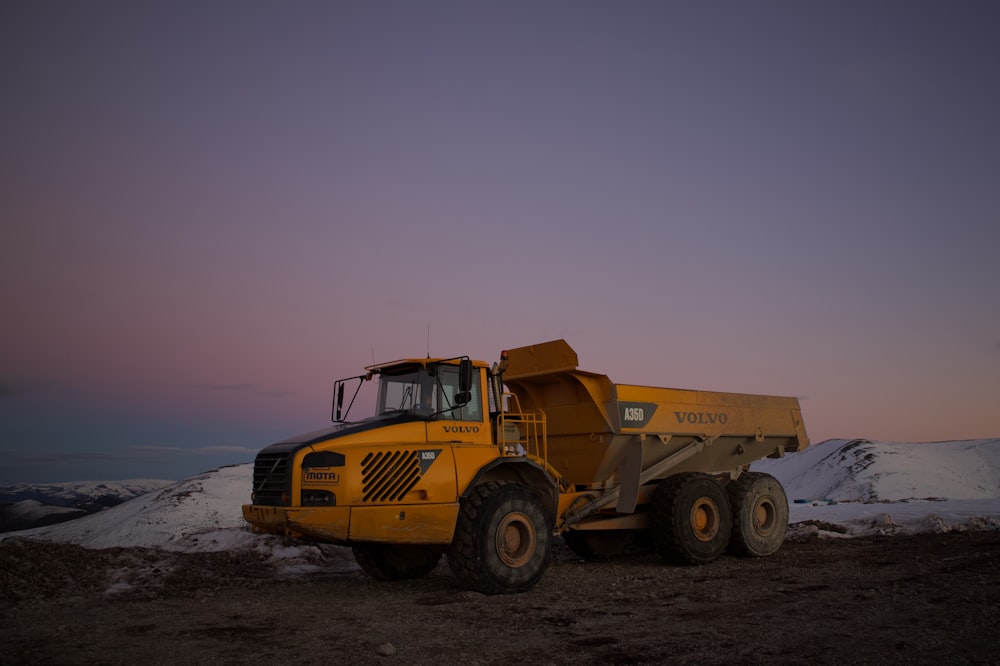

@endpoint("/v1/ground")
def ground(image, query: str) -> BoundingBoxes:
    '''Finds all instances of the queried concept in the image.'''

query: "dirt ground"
[2,529,998,666]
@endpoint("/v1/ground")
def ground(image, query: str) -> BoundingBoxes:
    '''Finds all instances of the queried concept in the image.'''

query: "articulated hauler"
[243,340,809,594]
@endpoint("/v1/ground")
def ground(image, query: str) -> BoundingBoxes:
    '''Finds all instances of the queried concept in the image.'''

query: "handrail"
[497,392,547,462]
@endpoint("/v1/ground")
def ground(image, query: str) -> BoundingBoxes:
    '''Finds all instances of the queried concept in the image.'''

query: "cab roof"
[364,356,488,373]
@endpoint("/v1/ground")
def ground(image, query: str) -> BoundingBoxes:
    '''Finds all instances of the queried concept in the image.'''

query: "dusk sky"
[2,2,998,484]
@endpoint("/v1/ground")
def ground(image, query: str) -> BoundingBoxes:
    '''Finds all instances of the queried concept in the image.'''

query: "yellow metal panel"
[349,504,459,544]
[614,383,803,440]
[504,339,579,379]
[288,506,351,542]
[452,445,505,494]
[298,423,461,507]
[425,419,492,446]
[328,442,460,505]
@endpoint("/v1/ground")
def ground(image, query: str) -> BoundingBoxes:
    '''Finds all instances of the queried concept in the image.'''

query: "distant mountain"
[0,479,173,533]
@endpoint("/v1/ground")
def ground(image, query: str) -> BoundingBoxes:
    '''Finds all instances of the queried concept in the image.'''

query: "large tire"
[352,544,442,581]
[727,472,789,557]
[447,481,551,594]
[650,473,732,565]
[562,529,633,561]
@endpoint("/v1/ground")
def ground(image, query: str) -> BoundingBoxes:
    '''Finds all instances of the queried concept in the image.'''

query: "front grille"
[361,450,421,502]
[252,451,291,505]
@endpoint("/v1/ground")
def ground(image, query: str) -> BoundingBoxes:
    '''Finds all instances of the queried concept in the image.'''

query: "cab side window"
[437,366,482,422]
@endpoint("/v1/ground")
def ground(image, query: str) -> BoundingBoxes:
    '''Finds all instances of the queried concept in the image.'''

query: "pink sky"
[2,2,998,483]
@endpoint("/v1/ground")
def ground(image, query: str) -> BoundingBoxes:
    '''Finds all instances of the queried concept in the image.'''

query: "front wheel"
[650,473,732,565]
[447,481,551,594]
[352,544,442,581]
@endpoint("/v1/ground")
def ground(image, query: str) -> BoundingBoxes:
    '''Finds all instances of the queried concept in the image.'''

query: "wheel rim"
[495,511,536,567]
[689,497,721,542]
[752,496,777,536]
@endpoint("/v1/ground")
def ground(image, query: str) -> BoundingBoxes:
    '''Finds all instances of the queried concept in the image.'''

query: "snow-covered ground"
[0,464,340,573]
[3,439,998,571]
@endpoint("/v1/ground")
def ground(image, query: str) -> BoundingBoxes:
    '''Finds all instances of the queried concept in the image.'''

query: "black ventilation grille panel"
[252,452,290,505]
[361,450,421,502]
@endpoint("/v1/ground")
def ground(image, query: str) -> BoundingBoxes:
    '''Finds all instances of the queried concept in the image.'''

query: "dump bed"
[502,340,808,501]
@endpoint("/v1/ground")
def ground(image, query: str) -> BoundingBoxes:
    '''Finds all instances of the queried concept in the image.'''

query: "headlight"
[301,490,336,506]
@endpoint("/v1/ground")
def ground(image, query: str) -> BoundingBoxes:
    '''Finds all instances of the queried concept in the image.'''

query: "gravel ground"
[2,530,998,665]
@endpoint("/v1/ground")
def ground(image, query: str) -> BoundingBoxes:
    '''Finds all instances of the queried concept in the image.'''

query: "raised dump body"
[502,340,808,528]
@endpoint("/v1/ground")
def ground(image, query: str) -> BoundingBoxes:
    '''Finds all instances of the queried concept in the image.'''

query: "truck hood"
[258,412,421,455]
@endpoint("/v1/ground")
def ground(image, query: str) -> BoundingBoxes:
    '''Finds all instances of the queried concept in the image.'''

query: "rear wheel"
[650,473,731,565]
[448,481,551,594]
[727,472,788,557]
[352,544,442,581]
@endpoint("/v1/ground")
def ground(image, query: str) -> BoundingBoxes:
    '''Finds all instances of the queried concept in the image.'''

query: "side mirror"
[332,374,367,422]
[459,358,473,393]
[333,381,345,421]
[454,391,471,406]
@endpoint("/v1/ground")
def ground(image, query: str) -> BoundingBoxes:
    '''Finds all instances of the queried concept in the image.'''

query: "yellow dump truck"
[243,340,808,594]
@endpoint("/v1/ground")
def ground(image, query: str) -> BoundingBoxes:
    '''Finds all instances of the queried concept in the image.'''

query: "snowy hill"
[752,438,1000,502]
[3,439,998,562]
[752,438,1000,537]
[3,464,256,551]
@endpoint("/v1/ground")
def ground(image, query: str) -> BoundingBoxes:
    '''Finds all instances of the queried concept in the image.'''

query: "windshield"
[375,364,481,421]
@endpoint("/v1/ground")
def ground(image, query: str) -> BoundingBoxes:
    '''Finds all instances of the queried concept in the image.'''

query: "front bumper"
[242,504,351,542]
[241,503,460,545]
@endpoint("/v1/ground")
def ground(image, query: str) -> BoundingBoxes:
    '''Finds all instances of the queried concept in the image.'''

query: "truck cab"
[246,356,487,533]
[243,352,558,593]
